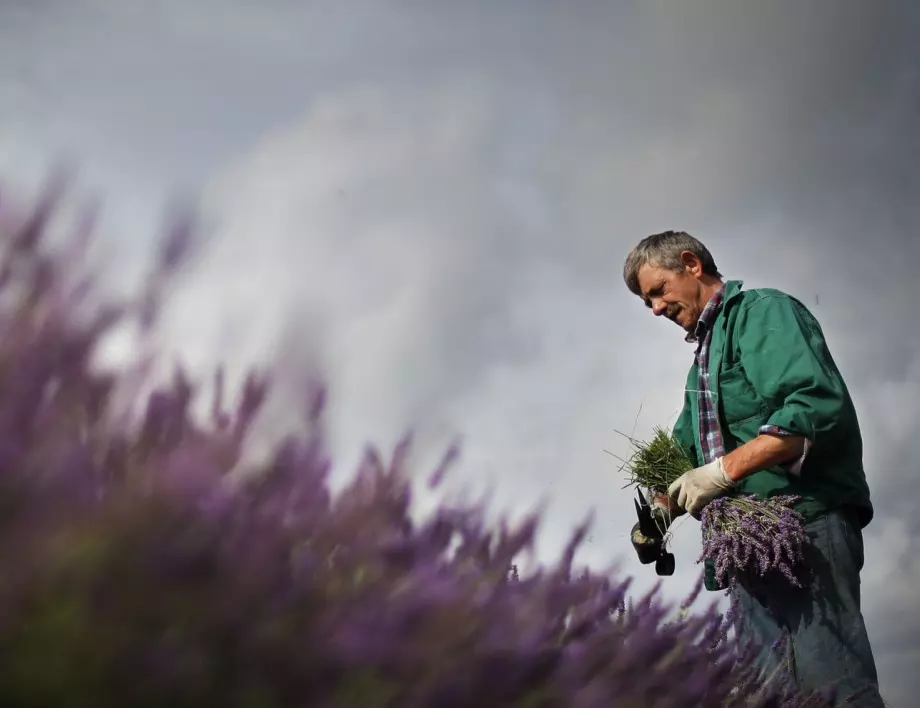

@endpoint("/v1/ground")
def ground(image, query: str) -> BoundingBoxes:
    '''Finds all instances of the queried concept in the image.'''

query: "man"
[623,231,884,706]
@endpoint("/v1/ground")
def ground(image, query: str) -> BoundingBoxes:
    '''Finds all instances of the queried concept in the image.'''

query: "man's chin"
[673,312,697,332]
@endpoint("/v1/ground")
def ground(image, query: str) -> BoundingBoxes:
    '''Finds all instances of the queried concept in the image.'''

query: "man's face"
[636,261,704,332]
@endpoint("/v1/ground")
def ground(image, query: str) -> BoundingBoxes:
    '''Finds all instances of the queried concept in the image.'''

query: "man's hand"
[649,491,686,524]
[667,458,736,516]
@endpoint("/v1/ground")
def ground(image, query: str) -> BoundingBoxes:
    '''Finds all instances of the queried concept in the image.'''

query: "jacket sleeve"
[736,293,847,442]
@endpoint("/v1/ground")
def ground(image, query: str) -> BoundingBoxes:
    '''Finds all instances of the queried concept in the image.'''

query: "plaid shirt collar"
[685,284,726,346]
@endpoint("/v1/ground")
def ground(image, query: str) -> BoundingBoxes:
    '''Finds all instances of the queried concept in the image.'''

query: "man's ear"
[680,250,702,275]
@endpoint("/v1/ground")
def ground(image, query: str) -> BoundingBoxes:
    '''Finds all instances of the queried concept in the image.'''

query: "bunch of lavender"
[0,176,834,707]
[615,428,811,590]
[700,495,810,590]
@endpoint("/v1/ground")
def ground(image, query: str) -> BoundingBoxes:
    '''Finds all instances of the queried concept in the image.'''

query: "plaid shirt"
[685,284,809,474]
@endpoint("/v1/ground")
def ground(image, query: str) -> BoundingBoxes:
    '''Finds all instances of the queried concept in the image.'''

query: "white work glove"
[667,457,736,517]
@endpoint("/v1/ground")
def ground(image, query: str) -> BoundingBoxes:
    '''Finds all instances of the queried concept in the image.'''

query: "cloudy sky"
[2,0,919,703]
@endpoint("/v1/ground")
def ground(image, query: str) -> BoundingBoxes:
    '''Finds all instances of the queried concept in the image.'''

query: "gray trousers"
[732,508,885,706]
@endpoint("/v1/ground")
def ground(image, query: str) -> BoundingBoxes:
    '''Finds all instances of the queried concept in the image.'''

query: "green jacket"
[671,281,873,587]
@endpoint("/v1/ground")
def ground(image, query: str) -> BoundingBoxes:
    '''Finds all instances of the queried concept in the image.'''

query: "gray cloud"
[1,0,918,703]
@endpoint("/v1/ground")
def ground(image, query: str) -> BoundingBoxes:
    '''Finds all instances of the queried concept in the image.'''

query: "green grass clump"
[611,426,695,492]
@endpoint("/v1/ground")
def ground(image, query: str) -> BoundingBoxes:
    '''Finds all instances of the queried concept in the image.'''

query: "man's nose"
[651,299,667,316]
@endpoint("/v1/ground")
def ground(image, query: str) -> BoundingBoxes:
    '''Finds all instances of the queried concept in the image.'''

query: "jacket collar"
[723,279,744,303]
[684,280,744,344]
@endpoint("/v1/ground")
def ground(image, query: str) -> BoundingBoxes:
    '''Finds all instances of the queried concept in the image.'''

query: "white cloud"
[147,76,707,607]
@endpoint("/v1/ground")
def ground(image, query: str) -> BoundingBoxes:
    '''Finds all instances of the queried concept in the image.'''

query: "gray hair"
[623,230,722,296]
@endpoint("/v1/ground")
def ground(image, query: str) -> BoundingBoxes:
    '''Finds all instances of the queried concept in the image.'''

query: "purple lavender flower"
[0,178,833,707]
[699,494,810,591]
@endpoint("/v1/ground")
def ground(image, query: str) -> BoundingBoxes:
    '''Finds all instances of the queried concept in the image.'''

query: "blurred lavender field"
[0,178,840,706]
